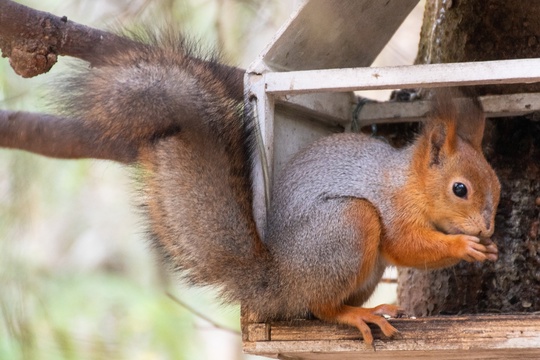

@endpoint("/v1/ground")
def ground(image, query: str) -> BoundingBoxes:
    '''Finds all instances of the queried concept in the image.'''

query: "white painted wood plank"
[481,92,540,117]
[275,92,355,126]
[248,0,419,73]
[357,93,540,126]
[246,74,274,238]
[357,101,429,125]
[264,59,540,94]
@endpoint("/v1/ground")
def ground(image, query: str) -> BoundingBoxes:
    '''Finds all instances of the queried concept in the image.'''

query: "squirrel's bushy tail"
[55,29,271,305]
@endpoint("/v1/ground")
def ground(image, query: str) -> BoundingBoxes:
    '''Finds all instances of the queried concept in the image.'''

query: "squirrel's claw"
[478,237,498,261]
[455,234,499,263]
[371,303,407,318]
[352,305,401,346]
[311,304,403,348]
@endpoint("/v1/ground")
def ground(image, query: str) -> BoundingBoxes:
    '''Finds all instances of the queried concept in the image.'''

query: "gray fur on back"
[260,133,413,318]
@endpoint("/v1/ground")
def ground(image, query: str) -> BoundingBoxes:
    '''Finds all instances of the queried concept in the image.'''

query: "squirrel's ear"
[454,96,486,151]
[424,90,459,165]
[429,88,486,152]
[425,115,458,166]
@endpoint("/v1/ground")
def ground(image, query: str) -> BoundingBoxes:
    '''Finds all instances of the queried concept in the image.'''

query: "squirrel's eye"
[452,182,468,198]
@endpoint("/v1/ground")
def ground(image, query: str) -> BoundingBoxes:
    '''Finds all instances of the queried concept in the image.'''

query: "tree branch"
[0,0,246,90]
[0,0,246,162]
[0,110,137,163]
[0,0,138,77]
[166,292,241,336]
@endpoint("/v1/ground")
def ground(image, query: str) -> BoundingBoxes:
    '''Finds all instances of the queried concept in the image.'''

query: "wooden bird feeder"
[243,0,540,358]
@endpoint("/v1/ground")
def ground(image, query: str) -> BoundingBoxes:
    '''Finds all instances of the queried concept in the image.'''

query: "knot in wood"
[9,42,57,78]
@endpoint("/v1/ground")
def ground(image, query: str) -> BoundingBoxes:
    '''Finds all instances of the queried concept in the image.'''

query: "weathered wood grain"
[248,0,419,73]
[264,59,540,95]
[243,314,540,359]
[356,92,540,126]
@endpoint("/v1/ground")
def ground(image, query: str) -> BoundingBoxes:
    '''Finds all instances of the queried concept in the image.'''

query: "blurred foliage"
[0,270,202,360]
[0,0,296,359]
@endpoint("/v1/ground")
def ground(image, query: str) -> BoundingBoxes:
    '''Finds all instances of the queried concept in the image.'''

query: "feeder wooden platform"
[242,313,540,359]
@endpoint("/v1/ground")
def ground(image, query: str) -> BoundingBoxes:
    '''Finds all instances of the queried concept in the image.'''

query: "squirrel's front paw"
[456,235,498,262]
[480,237,498,260]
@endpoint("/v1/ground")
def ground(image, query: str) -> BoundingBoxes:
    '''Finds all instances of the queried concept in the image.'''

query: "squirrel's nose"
[482,207,494,236]
[480,222,494,238]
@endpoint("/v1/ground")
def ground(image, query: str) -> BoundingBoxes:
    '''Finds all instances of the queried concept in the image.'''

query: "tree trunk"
[398,0,540,316]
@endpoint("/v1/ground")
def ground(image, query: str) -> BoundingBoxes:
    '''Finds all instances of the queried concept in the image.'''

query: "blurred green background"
[0,1,295,359]
[0,1,423,359]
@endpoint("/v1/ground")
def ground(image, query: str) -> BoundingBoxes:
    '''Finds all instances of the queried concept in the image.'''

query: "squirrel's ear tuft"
[428,88,486,152]
[424,89,459,165]
[455,95,486,152]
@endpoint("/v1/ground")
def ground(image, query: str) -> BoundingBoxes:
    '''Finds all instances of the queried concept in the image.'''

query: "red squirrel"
[0,28,500,345]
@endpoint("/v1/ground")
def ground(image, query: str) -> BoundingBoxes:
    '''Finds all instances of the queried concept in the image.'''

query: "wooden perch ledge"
[242,313,540,359]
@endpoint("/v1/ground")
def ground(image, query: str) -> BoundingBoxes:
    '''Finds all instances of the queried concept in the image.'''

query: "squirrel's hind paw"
[311,303,404,347]
[371,303,407,319]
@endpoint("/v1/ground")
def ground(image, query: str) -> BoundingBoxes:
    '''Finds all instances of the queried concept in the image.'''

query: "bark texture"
[398,0,540,316]
[0,0,245,89]
[0,0,136,77]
